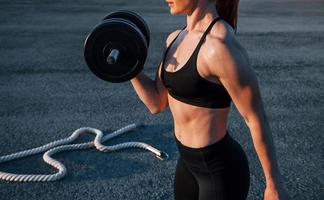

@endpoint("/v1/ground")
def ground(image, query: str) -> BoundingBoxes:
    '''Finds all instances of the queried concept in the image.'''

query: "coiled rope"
[0,123,168,182]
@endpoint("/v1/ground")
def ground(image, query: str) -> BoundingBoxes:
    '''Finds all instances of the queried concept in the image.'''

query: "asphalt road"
[0,0,323,199]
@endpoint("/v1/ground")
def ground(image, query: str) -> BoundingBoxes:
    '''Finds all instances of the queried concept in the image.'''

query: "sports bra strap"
[195,16,221,48]
[180,16,222,52]
[164,26,185,52]
[164,16,221,59]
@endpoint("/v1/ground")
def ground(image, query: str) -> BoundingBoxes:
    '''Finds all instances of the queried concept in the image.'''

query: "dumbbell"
[84,10,150,83]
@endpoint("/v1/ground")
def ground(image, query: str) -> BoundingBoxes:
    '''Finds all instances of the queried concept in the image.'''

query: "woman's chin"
[169,9,181,16]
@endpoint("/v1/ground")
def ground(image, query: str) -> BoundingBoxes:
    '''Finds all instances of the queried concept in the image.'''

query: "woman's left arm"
[205,36,290,199]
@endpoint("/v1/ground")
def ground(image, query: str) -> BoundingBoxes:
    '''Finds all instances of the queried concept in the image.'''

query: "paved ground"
[0,0,323,199]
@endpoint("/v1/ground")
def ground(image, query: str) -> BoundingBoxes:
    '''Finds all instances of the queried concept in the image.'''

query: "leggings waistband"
[175,130,231,152]
[174,131,235,166]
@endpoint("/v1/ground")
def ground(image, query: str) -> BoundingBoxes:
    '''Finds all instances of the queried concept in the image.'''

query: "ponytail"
[214,0,240,34]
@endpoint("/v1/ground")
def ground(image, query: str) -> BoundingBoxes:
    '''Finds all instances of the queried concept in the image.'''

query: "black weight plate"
[103,10,150,47]
[84,18,147,83]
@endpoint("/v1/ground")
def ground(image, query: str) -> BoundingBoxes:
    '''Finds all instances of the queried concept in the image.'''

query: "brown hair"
[212,0,240,34]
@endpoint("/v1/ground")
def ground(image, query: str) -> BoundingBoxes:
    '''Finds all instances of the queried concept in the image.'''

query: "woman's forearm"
[130,71,162,114]
[246,112,284,186]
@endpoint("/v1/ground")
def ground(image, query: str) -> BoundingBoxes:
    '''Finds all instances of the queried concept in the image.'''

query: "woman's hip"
[174,131,250,199]
[174,130,250,175]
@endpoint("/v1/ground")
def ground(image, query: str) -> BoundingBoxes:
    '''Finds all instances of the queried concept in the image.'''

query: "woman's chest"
[163,31,199,71]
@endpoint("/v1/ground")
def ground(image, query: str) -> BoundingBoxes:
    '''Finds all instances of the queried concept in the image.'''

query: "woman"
[130,0,290,199]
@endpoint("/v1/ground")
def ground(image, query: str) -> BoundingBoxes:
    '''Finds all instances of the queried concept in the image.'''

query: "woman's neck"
[186,1,219,33]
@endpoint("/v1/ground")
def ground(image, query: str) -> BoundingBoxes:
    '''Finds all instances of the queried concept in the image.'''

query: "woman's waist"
[173,117,229,148]
[174,128,227,148]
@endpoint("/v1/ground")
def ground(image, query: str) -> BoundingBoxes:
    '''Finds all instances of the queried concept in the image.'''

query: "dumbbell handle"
[107,49,120,64]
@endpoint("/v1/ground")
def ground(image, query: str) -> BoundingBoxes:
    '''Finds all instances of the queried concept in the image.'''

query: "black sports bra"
[161,16,232,108]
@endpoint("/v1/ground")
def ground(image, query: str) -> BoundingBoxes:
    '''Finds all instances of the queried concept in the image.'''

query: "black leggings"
[173,131,250,200]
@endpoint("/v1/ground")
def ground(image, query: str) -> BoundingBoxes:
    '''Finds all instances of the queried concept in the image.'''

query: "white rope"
[0,123,168,182]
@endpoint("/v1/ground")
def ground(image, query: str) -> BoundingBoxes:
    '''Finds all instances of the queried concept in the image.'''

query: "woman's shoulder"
[208,18,235,44]
[202,19,249,77]
[165,29,182,47]
[214,18,235,38]
[205,18,246,58]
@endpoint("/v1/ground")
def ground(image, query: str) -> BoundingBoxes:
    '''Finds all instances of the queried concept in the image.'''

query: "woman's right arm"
[130,30,181,114]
